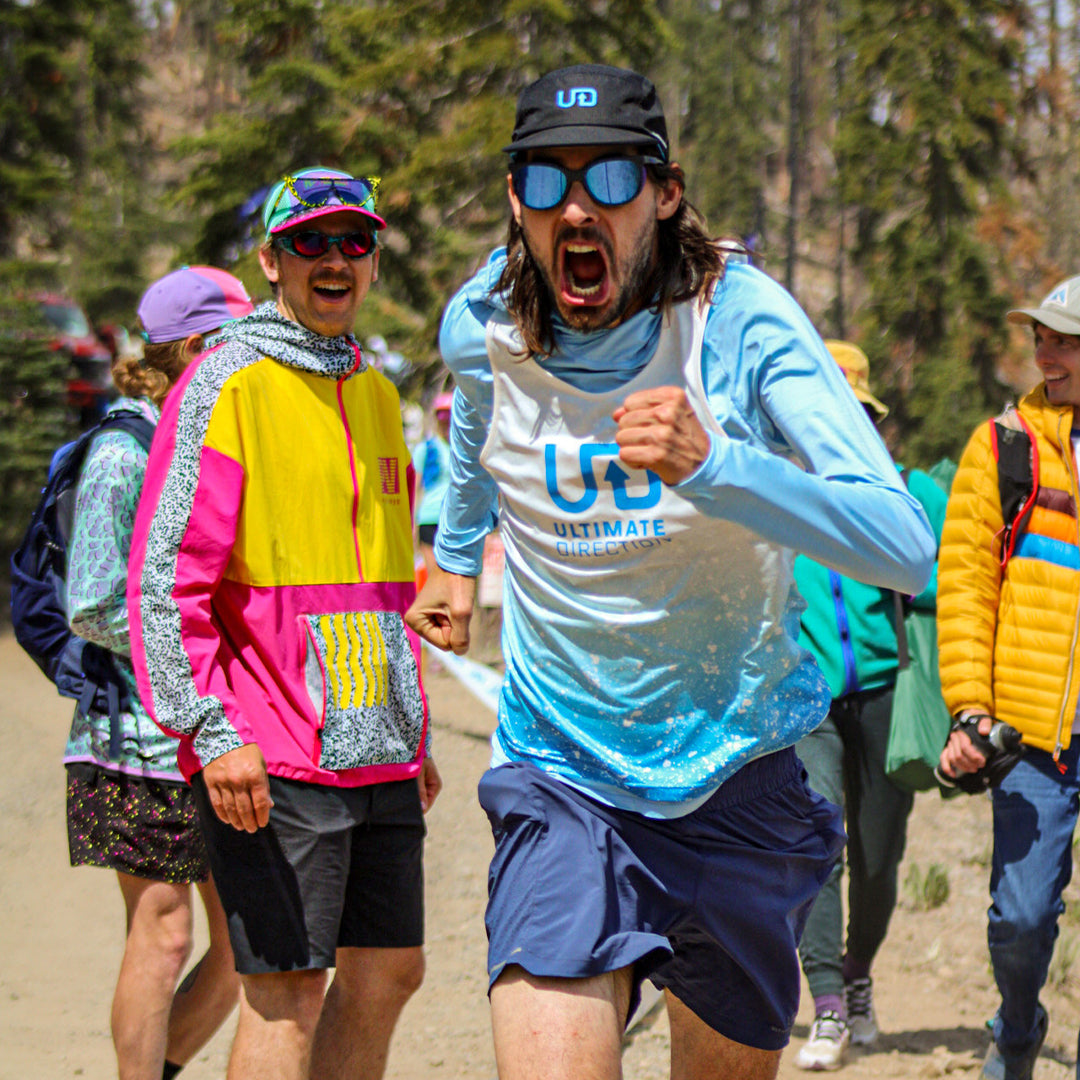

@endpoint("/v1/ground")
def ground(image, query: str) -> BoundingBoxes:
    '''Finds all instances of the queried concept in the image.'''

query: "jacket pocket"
[299,611,424,771]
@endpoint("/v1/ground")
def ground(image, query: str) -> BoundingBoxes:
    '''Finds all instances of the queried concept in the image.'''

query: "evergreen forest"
[2,0,1078,577]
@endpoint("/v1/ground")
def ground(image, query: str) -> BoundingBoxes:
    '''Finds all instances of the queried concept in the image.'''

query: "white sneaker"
[795,1010,850,1071]
[844,977,879,1046]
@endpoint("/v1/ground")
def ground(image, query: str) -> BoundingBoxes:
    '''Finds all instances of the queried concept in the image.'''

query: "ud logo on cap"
[556,87,598,109]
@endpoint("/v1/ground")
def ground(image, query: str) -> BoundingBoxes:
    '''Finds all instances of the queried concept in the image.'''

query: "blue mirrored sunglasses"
[510,155,661,211]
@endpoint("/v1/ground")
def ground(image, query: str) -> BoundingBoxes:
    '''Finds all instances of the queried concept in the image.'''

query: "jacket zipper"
[337,343,365,579]
[1053,407,1080,763]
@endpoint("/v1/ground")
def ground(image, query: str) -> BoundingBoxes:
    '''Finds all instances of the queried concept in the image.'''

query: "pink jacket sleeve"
[127,352,251,771]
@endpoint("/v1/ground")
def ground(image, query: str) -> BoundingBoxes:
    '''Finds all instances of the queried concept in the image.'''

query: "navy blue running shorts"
[478,748,844,1051]
[193,773,425,974]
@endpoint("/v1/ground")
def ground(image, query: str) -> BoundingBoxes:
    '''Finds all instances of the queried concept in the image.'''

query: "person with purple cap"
[937,274,1080,1080]
[128,167,439,1080]
[406,65,936,1079]
[64,265,252,1080]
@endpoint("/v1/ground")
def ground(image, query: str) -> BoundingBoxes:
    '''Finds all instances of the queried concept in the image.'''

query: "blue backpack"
[10,411,155,758]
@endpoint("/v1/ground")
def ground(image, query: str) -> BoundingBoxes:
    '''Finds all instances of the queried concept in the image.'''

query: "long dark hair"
[493,161,732,358]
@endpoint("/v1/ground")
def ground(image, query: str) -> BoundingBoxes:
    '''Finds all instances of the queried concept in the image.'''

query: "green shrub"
[904,861,951,911]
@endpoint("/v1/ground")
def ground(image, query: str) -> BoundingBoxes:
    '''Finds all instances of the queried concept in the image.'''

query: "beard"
[523,215,659,333]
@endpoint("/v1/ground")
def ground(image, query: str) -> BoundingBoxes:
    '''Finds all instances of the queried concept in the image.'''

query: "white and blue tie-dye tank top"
[481,300,828,814]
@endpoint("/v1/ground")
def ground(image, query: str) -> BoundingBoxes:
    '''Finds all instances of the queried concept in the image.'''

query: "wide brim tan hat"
[824,339,889,419]
[1007,275,1080,336]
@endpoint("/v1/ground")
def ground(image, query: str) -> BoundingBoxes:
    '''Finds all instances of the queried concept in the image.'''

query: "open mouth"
[313,281,351,302]
[559,242,611,307]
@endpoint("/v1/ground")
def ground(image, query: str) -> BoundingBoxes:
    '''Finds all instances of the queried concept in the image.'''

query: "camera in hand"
[937,715,1025,794]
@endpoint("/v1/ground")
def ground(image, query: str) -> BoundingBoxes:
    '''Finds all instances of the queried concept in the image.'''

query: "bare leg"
[666,990,782,1080]
[227,969,328,1080]
[309,946,425,1079]
[112,873,194,1080]
[489,964,633,1080]
[163,876,240,1066]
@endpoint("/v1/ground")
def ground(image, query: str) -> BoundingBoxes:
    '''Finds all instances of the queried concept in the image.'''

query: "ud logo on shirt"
[556,87,598,109]
[544,443,661,512]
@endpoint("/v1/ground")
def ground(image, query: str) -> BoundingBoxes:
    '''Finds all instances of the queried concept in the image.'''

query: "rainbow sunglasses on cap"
[262,167,386,239]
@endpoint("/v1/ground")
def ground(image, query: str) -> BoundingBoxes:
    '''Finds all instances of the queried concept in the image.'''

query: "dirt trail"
[2,634,1077,1079]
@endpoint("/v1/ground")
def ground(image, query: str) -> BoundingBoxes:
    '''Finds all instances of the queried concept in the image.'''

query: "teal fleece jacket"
[794,466,949,699]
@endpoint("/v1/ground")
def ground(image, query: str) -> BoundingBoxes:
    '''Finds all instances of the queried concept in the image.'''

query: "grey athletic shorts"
[192,772,425,973]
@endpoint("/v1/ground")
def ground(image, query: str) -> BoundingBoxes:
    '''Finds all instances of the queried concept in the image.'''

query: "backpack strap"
[989,407,1038,568]
[95,411,156,454]
[107,680,122,760]
[892,467,913,671]
[893,588,910,670]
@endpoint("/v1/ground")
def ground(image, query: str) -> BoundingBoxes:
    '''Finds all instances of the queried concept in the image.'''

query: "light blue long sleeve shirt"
[435,251,935,815]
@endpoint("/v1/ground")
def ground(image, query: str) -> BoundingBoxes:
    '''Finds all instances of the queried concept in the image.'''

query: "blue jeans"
[988,743,1080,1072]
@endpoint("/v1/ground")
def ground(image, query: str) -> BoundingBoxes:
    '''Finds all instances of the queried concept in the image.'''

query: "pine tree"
[0,294,72,602]
[662,0,783,252]
[835,0,1025,464]
[0,0,86,257]
[170,0,668,384]
[0,0,154,319]
[67,0,157,325]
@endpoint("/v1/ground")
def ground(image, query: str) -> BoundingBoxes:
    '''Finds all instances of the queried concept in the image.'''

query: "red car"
[36,293,115,428]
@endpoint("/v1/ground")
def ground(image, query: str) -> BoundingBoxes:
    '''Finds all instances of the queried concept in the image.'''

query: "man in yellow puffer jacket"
[938,275,1080,1080]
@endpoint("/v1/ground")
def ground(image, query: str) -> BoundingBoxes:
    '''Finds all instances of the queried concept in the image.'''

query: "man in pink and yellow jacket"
[128,166,439,1080]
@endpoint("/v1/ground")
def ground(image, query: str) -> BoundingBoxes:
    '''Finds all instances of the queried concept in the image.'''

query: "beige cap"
[824,339,889,419]
[1007,275,1080,335]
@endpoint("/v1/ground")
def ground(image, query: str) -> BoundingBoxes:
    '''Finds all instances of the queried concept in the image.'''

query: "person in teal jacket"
[793,341,949,1071]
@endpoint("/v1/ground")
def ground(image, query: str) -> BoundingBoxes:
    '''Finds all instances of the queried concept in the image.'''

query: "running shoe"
[844,976,879,1047]
[794,1010,850,1071]
[981,1006,1047,1080]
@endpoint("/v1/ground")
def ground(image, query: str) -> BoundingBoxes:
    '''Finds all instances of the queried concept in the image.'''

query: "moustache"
[555,227,612,259]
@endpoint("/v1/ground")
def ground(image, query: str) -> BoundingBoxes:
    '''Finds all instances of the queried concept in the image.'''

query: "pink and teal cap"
[262,166,387,239]
[137,266,254,344]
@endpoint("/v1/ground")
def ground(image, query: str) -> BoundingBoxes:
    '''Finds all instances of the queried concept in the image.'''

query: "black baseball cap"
[503,64,669,162]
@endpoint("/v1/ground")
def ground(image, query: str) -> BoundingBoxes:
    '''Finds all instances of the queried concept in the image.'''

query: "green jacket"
[795,466,950,699]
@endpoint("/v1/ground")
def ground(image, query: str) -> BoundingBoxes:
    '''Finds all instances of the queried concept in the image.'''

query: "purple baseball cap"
[137,266,254,344]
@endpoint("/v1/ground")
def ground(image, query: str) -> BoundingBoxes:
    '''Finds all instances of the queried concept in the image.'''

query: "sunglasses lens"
[280,231,375,259]
[513,158,648,210]
[293,177,373,208]
[289,231,330,257]
[584,159,645,206]
[339,232,375,257]
[514,164,568,211]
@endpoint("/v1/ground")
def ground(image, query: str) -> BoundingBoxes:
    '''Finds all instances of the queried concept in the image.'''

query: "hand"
[417,756,442,813]
[612,385,712,485]
[405,566,476,655]
[937,711,992,779]
[200,743,273,833]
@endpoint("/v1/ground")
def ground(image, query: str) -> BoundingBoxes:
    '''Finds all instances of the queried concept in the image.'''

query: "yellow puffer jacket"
[938,384,1080,756]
